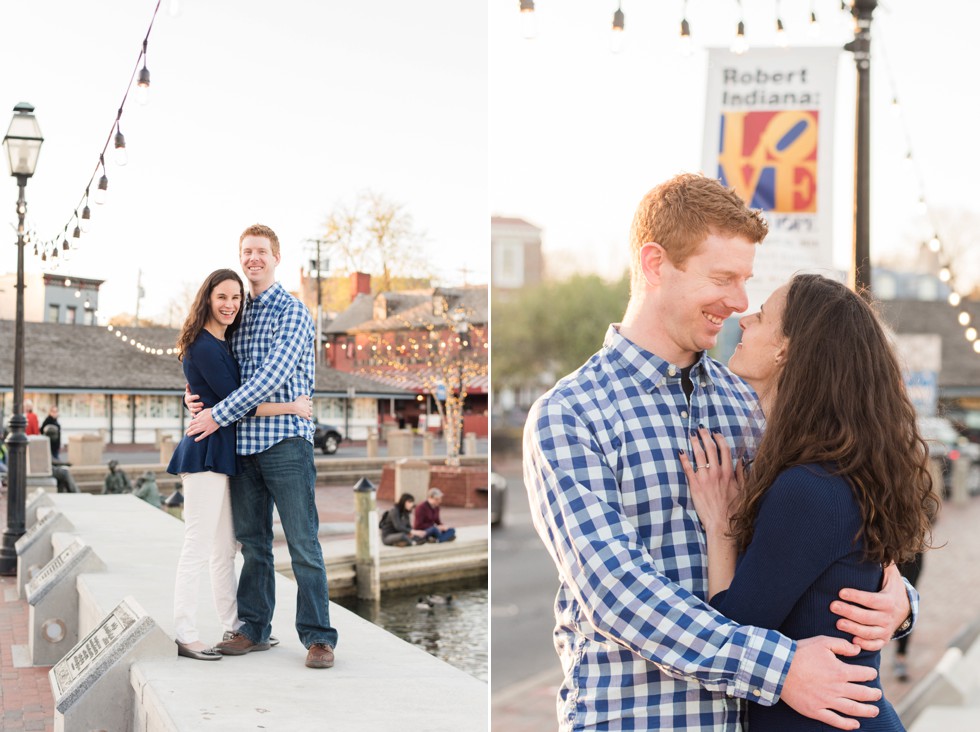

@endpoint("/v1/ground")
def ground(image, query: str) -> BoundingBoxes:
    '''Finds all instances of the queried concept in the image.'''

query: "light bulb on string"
[776,17,788,47]
[927,236,940,252]
[680,17,692,54]
[949,292,962,307]
[114,122,128,166]
[731,20,748,55]
[938,267,952,283]
[519,0,537,39]
[81,201,92,232]
[168,0,180,17]
[95,157,109,205]
[967,327,978,342]
[916,197,928,216]
[610,4,625,54]
[808,9,820,36]
[959,312,971,327]
[974,341,980,354]
[136,43,151,105]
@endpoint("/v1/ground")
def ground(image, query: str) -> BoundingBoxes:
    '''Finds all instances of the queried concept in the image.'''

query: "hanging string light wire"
[877,20,979,354]
[106,324,179,357]
[34,0,163,266]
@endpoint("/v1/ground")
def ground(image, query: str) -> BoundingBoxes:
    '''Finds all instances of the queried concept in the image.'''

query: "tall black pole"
[457,356,464,457]
[1,175,30,575]
[316,238,323,364]
[850,0,877,297]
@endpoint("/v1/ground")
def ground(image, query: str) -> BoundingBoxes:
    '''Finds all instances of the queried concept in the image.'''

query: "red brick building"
[323,275,488,435]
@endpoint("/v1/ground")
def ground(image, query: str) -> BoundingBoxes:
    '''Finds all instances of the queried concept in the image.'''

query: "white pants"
[173,471,242,644]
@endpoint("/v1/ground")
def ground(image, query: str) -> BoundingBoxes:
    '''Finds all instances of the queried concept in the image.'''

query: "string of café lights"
[27,0,185,358]
[26,0,167,275]
[875,23,980,356]
[516,0,980,357]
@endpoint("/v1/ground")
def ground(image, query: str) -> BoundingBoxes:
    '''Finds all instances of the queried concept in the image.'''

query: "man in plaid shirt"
[524,174,915,730]
[187,224,338,670]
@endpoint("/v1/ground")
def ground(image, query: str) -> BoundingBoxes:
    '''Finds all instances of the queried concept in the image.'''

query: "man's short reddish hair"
[239,223,280,258]
[629,174,768,286]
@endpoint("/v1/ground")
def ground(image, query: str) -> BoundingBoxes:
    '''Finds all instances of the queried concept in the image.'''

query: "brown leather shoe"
[216,632,271,656]
[305,643,335,668]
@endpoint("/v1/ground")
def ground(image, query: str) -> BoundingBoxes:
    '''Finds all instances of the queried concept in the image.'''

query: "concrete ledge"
[909,706,980,732]
[35,493,487,731]
[899,613,980,727]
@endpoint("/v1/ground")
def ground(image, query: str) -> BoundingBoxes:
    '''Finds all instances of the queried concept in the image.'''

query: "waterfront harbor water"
[337,577,488,681]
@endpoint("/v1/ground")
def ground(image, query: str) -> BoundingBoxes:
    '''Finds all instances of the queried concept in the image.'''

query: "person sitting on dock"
[380,493,428,547]
[413,488,456,543]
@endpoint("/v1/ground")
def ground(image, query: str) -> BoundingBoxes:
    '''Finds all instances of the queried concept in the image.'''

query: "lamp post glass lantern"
[1,102,43,576]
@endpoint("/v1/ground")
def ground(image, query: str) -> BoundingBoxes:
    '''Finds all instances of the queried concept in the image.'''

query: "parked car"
[313,421,343,455]
[489,472,507,526]
[918,417,980,497]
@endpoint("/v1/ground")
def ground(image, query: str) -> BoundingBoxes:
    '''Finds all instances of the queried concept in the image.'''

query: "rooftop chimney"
[350,272,371,303]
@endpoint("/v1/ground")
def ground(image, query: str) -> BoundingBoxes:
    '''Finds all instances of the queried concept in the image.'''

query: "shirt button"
[667,365,677,376]
[752,689,761,697]
[681,411,688,419]
[700,381,707,387]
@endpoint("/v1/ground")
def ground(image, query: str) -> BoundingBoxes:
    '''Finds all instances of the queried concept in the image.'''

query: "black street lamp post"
[1,103,44,576]
[846,0,878,297]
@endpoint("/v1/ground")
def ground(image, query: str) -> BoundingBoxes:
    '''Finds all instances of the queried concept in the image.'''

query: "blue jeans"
[230,437,338,649]
[423,525,456,542]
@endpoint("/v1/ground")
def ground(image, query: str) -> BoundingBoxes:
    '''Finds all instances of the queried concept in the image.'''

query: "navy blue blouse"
[710,464,904,731]
[167,330,242,477]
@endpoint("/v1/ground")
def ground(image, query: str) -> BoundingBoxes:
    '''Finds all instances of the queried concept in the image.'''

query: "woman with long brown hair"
[167,269,311,660]
[681,273,938,731]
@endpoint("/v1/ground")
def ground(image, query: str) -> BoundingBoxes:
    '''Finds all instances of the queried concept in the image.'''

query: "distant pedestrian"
[413,488,456,543]
[379,493,427,546]
[41,405,62,460]
[25,399,40,436]
[103,460,132,494]
[893,554,924,682]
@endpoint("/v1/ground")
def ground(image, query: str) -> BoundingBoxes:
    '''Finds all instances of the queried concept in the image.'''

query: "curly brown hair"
[629,173,768,290]
[175,269,244,360]
[728,274,938,565]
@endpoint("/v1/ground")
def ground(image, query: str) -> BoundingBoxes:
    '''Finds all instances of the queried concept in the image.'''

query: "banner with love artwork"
[703,47,841,312]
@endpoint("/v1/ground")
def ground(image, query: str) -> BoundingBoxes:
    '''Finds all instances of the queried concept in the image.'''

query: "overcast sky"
[1,0,487,323]
[490,0,980,299]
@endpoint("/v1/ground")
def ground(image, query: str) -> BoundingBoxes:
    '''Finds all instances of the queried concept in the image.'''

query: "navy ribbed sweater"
[710,463,904,731]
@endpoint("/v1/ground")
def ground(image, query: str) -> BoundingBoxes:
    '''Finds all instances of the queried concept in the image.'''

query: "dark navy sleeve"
[196,337,240,401]
[710,467,849,630]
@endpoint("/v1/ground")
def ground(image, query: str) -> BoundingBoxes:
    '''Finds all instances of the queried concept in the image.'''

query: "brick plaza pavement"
[492,492,980,730]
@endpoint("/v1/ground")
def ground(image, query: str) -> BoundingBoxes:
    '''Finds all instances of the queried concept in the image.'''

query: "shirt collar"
[603,324,718,392]
[247,281,283,308]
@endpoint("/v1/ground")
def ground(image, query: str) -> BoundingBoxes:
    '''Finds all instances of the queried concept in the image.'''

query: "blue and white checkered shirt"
[212,281,315,455]
[524,325,796,731]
